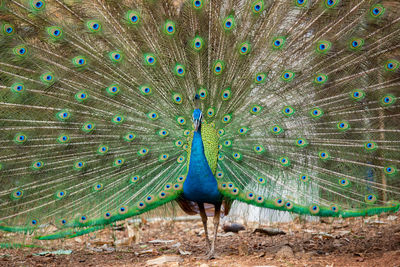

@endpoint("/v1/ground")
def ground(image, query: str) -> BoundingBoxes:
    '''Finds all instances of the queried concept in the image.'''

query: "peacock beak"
[194,119,200,131]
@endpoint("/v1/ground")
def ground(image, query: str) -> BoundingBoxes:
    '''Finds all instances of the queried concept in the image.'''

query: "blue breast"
[183,131,222,204]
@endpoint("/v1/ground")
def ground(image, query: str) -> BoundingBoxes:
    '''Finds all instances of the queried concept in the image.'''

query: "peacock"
[0,0,400,259]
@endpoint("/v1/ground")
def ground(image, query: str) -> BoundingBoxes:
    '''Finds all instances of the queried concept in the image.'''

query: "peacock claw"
[206,251,216,260]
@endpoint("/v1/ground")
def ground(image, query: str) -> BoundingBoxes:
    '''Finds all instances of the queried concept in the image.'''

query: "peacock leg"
[198,202,211,252]
[207,203,221,259]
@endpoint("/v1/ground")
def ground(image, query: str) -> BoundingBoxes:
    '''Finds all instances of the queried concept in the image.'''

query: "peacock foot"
[205,251,215,260]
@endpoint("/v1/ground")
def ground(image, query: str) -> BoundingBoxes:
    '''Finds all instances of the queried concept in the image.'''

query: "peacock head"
[192,109,202,132]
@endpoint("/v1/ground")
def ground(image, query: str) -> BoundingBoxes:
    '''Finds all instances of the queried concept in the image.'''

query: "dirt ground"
[1,212,400,267]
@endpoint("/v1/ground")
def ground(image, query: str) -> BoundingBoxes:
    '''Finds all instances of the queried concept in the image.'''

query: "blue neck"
[183,130,222,204]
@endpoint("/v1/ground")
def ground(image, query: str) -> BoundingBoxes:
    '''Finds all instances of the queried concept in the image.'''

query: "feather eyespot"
[232,152,242,161]
[281,70,295,82]
[47,26,63,40]
[79,215,88,224]
[384,166,397,176]
[174,183,183,190]
[172,93,183,104]
[250,105,262,115]
[139,85,152,96]
[285,201,294,210]
[223,140,232,147]
[300,174,309,182]
[254,72,266,84]
[174,64,185,77]
[330,205,339,213]
[238,127,249,135]
[270,125,283,135]
[221,114,232,124]
[274,198,284,207]
[118,206,128,214]
[349,38,364,51]
[309,205,320,215]
[106,84,120,96]
[14,133,27,144]
[310,108,323,118]
[256,196,264,203]
[192,36,204,50]
[176,116,186,125]
[381,94,396,107]
[112,115,124,125]
[75,91,88,102]
[338,178,350,187]
[73,161,85,170]
[11,189,24,200]
[86,20,101,33]
[223,16,235,31]
[282,106,295,116]
[350,89,365,101]
[82,122,95,133]
[138,148,149,156]
[272,37,285,49]
[159,154,169,161]
[113,158,125,167]
[364,142,377,151]
[239,42,251,55]
[40,72,55,84]
[164,21,176,35]
[72,56,87,67]
[246,192,255,200]
[295,0,307,7]
[316,40,331,54]
[197,88,207,99]
[319,151,330,160]
[337,121,350,131]
[231,187,239,195]
[57,134,69,143]
[157,129,169,137]
[192,0,203,9]
[253,145,265,154]
[251,1,264,14]
[32,160,44,170]
[147,112,159,120]
[279,157,290,167]
[221,88,231,100]
[385,60,399,72]
[3,23,14,35]
[207,107,215,117]
[126,10,140,24]
[130,175,140,184]
[93,183,104,191]
[295,138,308,148]
[257,176,265,184]
[365,194,377,204]
[370,4,385,18]
[314,73,328,84]
[213,60,225,75]
[109,51,123,63]
[30,0,45,11]
[11,82,25,93]
[124,132,135,142]
[177,156,185,163]
[138,202,146,209]
[144,54,156,66]
[325,0,339,8]
[13,45,28,57]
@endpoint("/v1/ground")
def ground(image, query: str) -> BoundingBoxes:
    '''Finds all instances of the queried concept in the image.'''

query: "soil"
[1,213,400,267]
